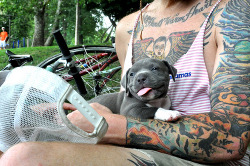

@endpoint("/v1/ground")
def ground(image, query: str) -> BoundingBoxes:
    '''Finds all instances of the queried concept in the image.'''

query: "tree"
[0,1,34,42]
[84,0,152,44]
[85,0,153,26]
[32,0,50,47]
[44,0,63,46]
[0,0,120,47]
[75,0,80,45]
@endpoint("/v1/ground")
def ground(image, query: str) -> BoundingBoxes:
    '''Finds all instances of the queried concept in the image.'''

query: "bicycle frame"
[47,53,119,81]
[44,48,121,96]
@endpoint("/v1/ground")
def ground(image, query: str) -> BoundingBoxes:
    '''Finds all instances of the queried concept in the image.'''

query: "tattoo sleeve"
[126,0,250,163]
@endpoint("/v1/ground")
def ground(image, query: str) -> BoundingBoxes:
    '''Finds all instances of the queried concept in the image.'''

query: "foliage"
[85,0,153,23]
[0,0,151,46]
[0,0,34,40]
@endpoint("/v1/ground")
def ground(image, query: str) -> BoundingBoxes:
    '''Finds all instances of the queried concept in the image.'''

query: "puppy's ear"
[162,60,177,82]
[121,69,132,97]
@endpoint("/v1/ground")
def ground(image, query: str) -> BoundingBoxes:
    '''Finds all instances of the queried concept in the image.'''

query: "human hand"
[67,102,127,145]
[29,103,77,123]
[66,102,113,134]
[63,103,77,111]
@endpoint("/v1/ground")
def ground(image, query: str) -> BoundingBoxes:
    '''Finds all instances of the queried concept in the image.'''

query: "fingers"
[63,103,110,113]
[89,103,113,114]
[30,103,76,113]
[30,103,56,116]
[67,110,95,133]
[66,103,113,134]
[63,103,77,111]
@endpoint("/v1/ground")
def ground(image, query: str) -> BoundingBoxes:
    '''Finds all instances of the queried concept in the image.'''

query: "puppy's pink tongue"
[137,88,152,96]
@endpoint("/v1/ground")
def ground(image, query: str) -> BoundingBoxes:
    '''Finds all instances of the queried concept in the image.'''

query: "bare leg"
[0,142,154,166]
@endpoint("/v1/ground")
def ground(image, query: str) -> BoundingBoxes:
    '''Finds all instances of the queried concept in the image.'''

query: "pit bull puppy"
[89,58,181,121]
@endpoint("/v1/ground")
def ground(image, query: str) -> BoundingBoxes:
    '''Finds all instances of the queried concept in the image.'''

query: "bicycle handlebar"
[53,30,87,96]
[53,29,72,60]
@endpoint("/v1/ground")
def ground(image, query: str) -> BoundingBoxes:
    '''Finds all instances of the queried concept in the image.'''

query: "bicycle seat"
[6,50,33,67]
[5,50,15,56]
[6,50,32,60]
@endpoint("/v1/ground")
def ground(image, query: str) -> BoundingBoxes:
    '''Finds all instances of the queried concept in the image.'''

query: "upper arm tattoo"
[210,0,250,138]
[126,0,250,163]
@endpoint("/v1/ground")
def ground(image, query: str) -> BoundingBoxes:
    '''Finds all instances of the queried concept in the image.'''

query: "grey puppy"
[89,58,181,121]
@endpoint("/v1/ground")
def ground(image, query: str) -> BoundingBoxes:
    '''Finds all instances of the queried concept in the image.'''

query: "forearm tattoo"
[126,0,250,163]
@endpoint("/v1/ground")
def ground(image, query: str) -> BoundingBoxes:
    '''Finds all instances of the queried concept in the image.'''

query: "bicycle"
[1,31,121,100]
[1,50,33,71]
[38,45,121,100]
[38,31,121,100]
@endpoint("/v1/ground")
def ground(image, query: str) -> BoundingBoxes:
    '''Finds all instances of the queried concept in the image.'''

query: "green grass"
[0,46,61,69]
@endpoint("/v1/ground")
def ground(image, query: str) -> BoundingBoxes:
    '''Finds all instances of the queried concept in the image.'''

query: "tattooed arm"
[125,0,250,163]
[126,53,249,162]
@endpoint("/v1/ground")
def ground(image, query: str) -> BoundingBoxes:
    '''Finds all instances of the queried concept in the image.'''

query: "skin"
[0,0,249,165]
[117,0,249,163]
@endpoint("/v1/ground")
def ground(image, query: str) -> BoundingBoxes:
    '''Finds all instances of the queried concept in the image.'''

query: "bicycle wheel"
[38,45,121,100]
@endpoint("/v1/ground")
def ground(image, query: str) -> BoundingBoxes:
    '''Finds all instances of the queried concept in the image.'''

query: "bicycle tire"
[38,45,121,100]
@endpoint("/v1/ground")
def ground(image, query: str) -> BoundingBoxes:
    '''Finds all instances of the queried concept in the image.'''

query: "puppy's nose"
[137,75,147,84]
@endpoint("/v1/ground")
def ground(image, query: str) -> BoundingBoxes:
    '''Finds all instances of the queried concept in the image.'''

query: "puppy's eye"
[130,72,134,76]
[151,67,158,71]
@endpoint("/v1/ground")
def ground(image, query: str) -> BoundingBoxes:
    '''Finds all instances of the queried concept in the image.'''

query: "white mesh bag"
[0,66,108,152]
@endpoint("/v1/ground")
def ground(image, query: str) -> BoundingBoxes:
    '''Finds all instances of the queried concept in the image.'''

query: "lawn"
[0,46,61,69]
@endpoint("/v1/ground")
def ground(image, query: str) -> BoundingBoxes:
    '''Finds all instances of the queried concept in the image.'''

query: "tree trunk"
[100,25,111,43]
[78,5,83,45]
[44,0,62,46]
[62,16,67,39]
[79,34,83,45]
[32,11,45,46]
[32,0,49,47]
[104,25,114,43]
[108,16,116,28]
[75,0,79,45]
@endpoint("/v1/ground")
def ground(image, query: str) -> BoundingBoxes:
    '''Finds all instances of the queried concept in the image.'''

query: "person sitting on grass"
[0,0,249,165]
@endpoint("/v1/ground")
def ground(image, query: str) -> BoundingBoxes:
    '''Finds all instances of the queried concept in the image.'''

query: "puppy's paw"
[154,108,181,121]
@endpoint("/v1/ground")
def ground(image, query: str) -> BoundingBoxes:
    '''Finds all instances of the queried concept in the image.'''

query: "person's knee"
[0,142,45,166]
